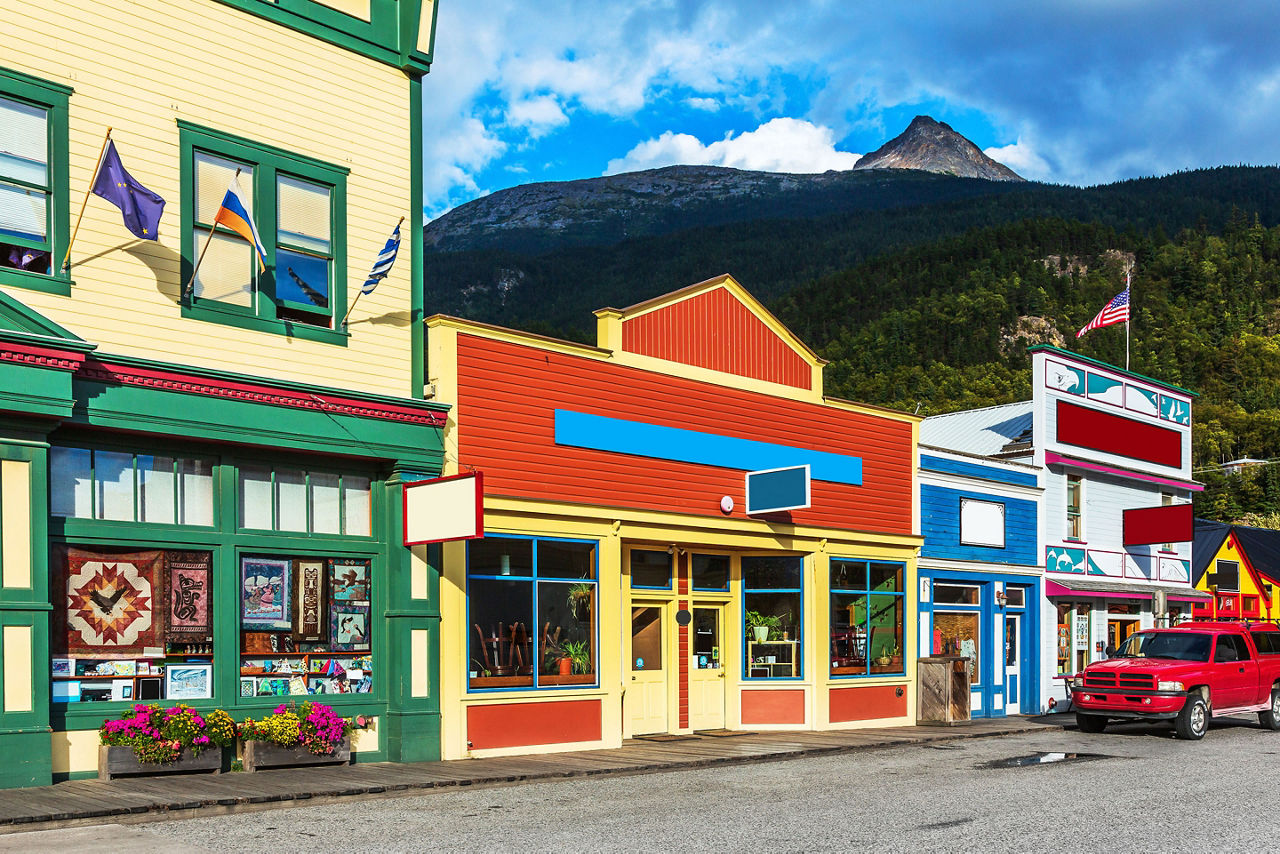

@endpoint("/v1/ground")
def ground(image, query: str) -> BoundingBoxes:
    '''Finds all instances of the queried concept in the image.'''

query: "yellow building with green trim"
[0,0,444,787]
[1192,521,1280,623]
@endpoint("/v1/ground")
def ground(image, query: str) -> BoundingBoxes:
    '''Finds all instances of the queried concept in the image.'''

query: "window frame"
[178,121,349,344]
[237,463,373,538]
[465,534,600,693]
[1065,474,1083,541]
[829,558,906,679]
[49,444,217,528]
[742,555,804,681]
[1215,560,1240,593]
[0,67,72,295]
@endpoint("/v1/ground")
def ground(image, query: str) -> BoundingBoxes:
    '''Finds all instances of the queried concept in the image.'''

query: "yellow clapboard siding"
[5,0,420,399]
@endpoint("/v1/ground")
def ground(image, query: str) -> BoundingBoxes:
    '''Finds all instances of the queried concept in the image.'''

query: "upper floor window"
[180,122,348,342]
[1066,474,1082,540]
[1161,492,1175,551]
[1214,560,1240,593]
[0,68,71,294]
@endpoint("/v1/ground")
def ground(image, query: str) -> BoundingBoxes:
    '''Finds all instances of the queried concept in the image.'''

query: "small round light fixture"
[720,495,734,514]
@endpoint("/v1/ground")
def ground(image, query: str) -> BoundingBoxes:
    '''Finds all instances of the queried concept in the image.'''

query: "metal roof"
[920,401,1033,456]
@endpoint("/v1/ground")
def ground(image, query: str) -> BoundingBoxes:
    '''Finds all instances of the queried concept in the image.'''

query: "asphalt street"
[6,716,1276,853]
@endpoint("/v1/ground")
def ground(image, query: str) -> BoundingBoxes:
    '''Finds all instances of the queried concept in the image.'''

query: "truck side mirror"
[1104,643,1116,658]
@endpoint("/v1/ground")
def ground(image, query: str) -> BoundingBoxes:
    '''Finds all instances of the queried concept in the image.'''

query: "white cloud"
[984,139,1051,181]
[605,118,861,175]
[505,95,569,136]
[684,97,721,112]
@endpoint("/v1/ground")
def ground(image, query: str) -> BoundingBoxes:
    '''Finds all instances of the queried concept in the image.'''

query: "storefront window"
[467,536,597,690]
[830,559,904,677]
[744,556,803,679]
[50,446,214,526]
[630,549,672,589]
[692,553,729,591]
[934,612,980,683]
[238,465,371,536]
[1056,601,1091,674]
[239,555,373,698]
[51,546,217,703]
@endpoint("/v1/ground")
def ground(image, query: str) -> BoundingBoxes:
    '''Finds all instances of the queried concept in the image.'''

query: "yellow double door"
[627,601,727,735]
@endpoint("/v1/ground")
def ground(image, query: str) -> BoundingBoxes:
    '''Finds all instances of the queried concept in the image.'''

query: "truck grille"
[1083,672,1156,691]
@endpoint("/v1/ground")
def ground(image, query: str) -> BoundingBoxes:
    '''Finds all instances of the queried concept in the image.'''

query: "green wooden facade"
[0,294,446,787]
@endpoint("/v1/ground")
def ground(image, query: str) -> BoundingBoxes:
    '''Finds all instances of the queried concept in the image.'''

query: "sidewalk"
[0,718,1058,832]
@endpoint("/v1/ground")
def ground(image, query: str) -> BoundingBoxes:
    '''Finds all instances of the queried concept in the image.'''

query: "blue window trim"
[628,547,673,591]
[691,552,731,592]
[742,555,804,681]
[829,558,906,679]
[466,534,600,693]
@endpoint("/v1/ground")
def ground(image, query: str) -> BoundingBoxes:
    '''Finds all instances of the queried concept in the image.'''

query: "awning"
[1045,577,1212,600]
[1044,451,1204,492]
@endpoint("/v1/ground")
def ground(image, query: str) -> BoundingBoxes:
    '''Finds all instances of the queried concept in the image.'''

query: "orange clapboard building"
[423,274,921,759]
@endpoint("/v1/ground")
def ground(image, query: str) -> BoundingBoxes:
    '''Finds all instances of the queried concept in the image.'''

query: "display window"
[744,556,803,679]
[934,612,980,683]
[51,545,215,704]
[466,536,598,691]
[239,555,373,698]
[830,559,904,677]
[47,440,384,713]
[691,553,729,591]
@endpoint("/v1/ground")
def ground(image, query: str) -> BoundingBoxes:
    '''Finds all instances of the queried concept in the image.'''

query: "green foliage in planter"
[99,704,236,764]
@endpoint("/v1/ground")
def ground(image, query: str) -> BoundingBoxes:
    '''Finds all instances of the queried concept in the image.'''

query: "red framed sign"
[402,471,485,545]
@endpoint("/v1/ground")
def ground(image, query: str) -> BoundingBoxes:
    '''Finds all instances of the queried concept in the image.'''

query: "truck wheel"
[1076,712,1107,733]
[1174,694,1208,740]
[1259,688,1280,731]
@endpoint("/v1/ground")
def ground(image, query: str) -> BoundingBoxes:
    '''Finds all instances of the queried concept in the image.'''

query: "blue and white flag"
[362,223,401,294]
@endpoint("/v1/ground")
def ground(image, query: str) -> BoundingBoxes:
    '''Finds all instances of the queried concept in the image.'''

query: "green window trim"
[213,0,434,72]
[0,67,72,297]
[177,121,349,346]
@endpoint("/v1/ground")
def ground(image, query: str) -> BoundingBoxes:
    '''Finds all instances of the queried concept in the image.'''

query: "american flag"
[1076,286,1130,338]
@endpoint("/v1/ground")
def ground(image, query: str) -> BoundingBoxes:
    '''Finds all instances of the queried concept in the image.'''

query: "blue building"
[917,445,1043,717]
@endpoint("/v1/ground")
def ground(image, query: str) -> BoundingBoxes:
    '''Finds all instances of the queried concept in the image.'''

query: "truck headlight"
[1157,680,1185,692]
[1072,676,1085,689]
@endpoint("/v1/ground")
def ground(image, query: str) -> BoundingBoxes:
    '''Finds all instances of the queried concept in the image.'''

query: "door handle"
[1239,667,1246,673]
[632,675,637,681]
[717,672,725,678]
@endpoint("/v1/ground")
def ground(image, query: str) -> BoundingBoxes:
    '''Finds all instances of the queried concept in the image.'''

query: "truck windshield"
[1115,631,1211,662]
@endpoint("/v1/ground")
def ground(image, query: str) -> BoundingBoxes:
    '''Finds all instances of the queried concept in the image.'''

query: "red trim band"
[77,358,446,427]
[0,341,87,372]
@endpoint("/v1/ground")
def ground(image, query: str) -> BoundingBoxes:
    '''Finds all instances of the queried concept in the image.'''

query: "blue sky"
[420,0,1280,219]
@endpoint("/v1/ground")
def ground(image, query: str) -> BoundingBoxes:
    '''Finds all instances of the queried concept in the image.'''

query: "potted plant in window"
[561,639,591,675]
[889,643,902,669]
[566,583,593,622]
[746,611,781,644]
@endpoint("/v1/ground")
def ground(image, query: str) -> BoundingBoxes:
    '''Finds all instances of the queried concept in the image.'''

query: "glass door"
[627,603,668,735]
[688,605,726,731]
[1004,614,1022,714]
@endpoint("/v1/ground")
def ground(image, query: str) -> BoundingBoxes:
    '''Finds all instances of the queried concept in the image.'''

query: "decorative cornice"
[77,359,447,427]
[0,341,87,372]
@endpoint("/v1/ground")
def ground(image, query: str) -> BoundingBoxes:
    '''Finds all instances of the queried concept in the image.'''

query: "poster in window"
[1074,614,1090,646]
[166,551,212,639]
[330,604,370,652]
[329,558,370,602]
[56,547,164,658]
[294,560,326,642]
[242,557,292,630]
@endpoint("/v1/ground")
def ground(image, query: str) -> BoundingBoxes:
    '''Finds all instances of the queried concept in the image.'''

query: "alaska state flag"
[91,140,165,240]
[213,176,268,271]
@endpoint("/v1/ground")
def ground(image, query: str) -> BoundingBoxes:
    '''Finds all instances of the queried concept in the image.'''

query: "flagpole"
[184,168,241,300]
[340,216,404,329]
[61,127,113,272]
[1125,269,1131,372]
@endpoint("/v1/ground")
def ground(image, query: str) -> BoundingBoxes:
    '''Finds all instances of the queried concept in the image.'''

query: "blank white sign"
[403,472,484,545]
[960,498,1005,548]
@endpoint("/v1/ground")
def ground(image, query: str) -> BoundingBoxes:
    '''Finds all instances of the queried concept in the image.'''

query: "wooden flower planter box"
[242,736,351,772]
[98,744,224,782]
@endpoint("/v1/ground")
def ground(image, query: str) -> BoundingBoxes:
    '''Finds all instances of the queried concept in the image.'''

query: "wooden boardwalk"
[0,718,1053,832]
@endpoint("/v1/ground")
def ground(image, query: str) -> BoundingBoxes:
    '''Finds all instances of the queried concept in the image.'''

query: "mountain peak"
[854,115,1024,182]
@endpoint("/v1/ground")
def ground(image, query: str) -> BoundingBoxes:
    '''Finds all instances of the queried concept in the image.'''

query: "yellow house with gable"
[1191,521,1280,623]
[0,0,446,787]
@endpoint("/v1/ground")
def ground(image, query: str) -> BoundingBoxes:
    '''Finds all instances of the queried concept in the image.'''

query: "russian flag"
[214,176,268,271]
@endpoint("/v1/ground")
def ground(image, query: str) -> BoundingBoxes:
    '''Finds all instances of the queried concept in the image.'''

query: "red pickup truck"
[1073,622,1280,740]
